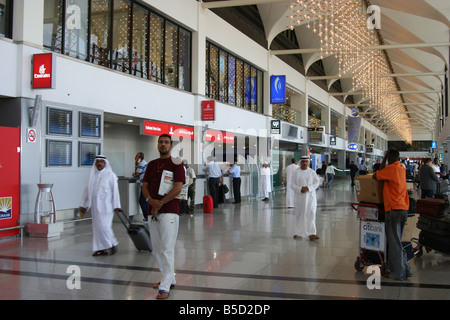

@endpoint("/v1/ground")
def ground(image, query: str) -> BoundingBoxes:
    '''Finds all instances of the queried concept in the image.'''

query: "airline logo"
[270,75,286,104]
[32,53,55,89]
[0,197,12,220]
[202,100,215,121]
[142,120,194,139]
[205,130,234,144]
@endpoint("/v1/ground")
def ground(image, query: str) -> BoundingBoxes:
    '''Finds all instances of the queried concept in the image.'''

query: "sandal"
[156,290,170,299]
[110,245,118,255]
[152,282,175,289]
[92,250,108,256]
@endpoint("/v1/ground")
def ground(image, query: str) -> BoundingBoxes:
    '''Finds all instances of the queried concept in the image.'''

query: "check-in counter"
[195,172,251,204]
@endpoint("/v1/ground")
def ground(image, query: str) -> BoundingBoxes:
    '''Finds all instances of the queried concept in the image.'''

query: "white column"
[13,0,44,47]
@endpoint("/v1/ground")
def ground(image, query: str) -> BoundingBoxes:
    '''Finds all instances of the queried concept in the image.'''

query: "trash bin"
[34,183,56,224]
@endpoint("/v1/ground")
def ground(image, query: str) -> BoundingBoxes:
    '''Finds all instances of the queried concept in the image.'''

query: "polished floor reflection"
[1,179,450,300]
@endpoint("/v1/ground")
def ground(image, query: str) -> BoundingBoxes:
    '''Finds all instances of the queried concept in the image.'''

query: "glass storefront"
[0,0,12,39]
[206,41,263,114]
[43,0,191,92]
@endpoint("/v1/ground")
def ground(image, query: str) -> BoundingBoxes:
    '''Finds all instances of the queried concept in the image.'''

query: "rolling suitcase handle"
[115,209,131,230]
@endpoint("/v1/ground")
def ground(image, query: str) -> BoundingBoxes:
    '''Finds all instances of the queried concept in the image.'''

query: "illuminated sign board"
[205,130,235,144]
[348,143,358,150]
[270,75,286,104]
[140,120,194,140]
[32,53,56,89]
[202,100,215,121]
[308,127,324,144]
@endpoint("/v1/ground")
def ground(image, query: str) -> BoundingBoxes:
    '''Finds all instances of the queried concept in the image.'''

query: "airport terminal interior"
[0,180,449,301]
[1,0,450,302]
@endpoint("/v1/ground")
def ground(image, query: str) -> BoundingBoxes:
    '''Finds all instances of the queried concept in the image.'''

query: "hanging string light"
[287,0,412,144]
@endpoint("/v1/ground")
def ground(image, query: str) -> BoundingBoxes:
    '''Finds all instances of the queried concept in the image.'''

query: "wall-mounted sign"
[348,116,361,144]
[348,143,358,150]
[270,75,286,104]
[32,53,56,89]
[308,127,324,144]
[271,120,280,134]
[27,128,37,143]
[432,141,437,149]
[330,136,336,146]
[140,120,194,139]
[202,100,215,121]
[205,129,234,144]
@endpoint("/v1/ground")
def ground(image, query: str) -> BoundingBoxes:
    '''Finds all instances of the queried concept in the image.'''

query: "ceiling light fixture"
[287,0,412,144]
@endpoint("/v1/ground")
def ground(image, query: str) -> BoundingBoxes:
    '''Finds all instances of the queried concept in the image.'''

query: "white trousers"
[149,213,179,292]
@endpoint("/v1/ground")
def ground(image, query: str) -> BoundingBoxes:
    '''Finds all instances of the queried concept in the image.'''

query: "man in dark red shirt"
[142,134,185,299]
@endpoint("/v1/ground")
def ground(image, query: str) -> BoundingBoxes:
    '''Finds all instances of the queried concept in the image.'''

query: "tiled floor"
[1,179,450,301]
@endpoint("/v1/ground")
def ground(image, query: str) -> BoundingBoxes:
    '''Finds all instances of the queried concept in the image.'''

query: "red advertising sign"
[141,120,194,139]
[172,125,194,140]
[205,130,234,144]
[0,127,21,237]
[202,100,215,121]
[32,53,56,89]
[223,132,235,144]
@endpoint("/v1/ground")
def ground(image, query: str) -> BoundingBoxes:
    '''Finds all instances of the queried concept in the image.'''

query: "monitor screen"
[79,142,101,166]
[47,107,72,135]
[287,126,298,138]
[46,140,72,166]
[80,112,101,137]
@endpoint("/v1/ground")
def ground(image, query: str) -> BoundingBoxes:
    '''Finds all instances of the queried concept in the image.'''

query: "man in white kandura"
[80,155,121,256]
[285,158,298,208]
[260,162,272,201]
[291,156,321,241]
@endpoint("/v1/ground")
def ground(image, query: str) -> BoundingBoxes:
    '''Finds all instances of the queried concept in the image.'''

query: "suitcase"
[419,230,450,254]
[116,210,152,252]
[416,214,450,236]
[203,196,213,213]
[416,198,447,217]
[402,241,415,261]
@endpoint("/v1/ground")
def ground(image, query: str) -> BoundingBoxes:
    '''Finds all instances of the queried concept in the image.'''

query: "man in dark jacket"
[349,161,358,187]
[419,158,440,198]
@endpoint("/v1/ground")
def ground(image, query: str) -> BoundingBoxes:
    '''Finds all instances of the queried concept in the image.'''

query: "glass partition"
[43,0,191,91]
[0,0,12,38]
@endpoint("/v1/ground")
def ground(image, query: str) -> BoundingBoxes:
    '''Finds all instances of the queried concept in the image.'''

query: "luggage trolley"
[351,202,387,272]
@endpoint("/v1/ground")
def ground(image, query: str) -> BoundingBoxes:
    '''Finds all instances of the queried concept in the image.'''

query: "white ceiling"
[203,0,450,141]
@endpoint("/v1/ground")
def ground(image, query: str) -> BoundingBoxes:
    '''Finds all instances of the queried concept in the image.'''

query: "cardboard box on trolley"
[354,173,384,204]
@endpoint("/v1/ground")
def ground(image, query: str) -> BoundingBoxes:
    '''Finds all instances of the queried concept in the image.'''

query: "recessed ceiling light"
[127,119,134,123]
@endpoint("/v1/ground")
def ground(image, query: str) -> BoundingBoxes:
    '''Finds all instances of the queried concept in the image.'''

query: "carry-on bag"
[116,209,152,252]
[203,195,213,213]
[416,198,447,217]
[417,214,450,236]
[418,230,450,254]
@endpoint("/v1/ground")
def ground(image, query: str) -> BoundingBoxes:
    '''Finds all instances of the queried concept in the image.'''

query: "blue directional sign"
[348,143,358,150]
[270,75,286,104]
